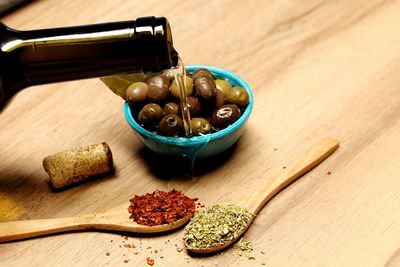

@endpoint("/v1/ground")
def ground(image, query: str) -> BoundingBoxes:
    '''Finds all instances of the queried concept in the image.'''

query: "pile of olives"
[125,68,249,137]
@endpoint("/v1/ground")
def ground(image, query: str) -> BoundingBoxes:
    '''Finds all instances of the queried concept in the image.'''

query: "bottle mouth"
[160,17,179,68]
[135,16,179,71]
[169,45,179,68]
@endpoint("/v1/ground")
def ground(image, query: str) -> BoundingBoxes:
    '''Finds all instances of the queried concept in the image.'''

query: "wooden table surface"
[1,0,400,266]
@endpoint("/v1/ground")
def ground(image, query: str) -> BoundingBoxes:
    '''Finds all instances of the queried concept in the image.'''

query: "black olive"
[147,75,170,103]
[211,104,241,129]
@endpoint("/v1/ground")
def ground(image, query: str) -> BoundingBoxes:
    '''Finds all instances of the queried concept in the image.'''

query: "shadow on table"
[137,141,240,181]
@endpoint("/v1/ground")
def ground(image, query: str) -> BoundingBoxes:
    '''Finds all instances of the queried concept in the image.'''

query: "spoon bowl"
[0,203,192,243]
[183,138,339,253]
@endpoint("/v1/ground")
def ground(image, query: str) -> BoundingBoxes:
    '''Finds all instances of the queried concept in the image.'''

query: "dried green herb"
[183,203,252,249]
[233,237,253,256]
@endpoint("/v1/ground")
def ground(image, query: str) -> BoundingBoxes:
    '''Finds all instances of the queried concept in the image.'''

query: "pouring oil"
[174,57,211,177]
[175,57,192,137]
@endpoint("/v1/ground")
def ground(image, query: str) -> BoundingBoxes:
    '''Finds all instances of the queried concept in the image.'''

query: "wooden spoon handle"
[248,138,339,214]
[0,215,91,242]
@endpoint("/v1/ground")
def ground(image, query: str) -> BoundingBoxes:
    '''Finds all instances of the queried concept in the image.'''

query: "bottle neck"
[1,17,178,86]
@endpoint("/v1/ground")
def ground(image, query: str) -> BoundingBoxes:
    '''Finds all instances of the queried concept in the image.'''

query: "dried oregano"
[233,237,253,257]
[183,203,252,249]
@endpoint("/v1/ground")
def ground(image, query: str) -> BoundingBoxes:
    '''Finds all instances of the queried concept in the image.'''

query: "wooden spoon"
[0,203,192,243]
[184,138,339,254]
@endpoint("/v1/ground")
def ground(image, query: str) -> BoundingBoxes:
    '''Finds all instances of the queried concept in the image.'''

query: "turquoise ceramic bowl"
[124,65,253,158]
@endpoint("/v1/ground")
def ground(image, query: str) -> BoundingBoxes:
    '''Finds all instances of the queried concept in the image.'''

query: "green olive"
[211,104,241,129]
[158,115,183,136]
[190,118,212,135]
[147,75,170,103]
[125,82,149,103]
[226,86,249,107]
[163,102,180,115]
[138,103,164,126]
[215,79,232,98]
[170,76,194,99]
[194,75,217,101]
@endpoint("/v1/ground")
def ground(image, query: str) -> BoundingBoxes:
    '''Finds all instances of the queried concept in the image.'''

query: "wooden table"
[1,0,399,266]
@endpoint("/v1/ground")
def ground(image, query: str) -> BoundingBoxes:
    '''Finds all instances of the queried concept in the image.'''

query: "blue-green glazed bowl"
[124,65,253,158]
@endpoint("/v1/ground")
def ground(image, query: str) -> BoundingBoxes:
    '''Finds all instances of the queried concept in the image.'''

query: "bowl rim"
[124,65,254,145]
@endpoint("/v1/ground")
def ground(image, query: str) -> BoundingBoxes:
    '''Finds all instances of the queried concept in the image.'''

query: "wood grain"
[0,203,192,242]
[1,0,399,266]
[185,138,339,254]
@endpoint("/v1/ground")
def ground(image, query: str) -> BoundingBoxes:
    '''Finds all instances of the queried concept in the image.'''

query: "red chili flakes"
[128,189,196,226]
[124,236,129,240]
[146,257,155,266]
[124,244,132,248]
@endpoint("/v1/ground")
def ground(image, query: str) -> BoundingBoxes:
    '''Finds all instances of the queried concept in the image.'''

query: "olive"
[187,96,202,116]
[158,115,183,136]
[125,82,149,103]
[147,75,170,103]
[170,76,194,99]
[192,68,213,80]
[163,102,180,115]
[138,103,164,126]
[215,89,225,108]
[226,86,249,107]
[211,104,241,129]
[194,75,217,101]
[191,118,212,135]
[215,79,232,98]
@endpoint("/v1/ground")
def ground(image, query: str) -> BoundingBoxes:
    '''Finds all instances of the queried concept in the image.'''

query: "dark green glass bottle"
[0,16,178,110]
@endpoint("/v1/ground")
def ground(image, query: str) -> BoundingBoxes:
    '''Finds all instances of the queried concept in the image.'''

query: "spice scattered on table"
[128,189,196,226]
[146,257,155,266]
[183,203,252,249]
[233,237,253,257]
[104,234,266,265]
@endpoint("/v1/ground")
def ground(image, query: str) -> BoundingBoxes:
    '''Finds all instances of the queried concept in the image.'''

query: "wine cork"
[43,142,113,189]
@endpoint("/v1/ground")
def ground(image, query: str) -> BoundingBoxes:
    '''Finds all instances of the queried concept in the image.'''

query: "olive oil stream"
[173,58,210,177]
[175,57,192,137]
